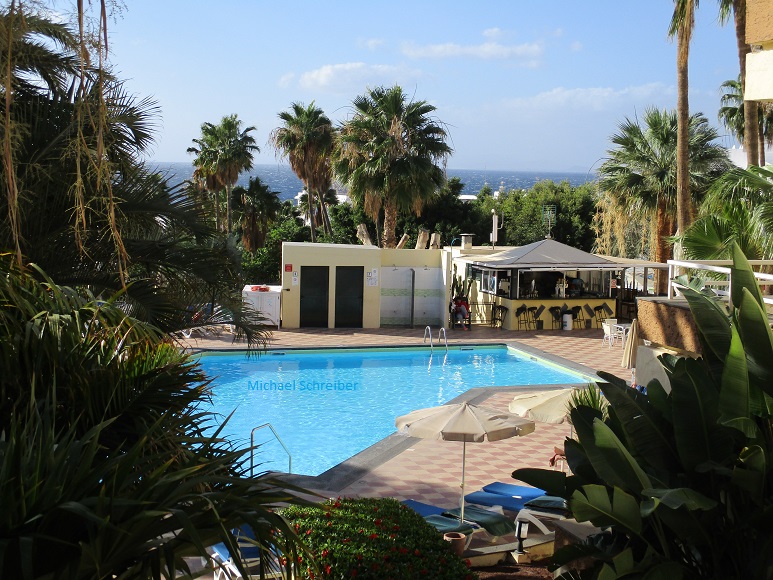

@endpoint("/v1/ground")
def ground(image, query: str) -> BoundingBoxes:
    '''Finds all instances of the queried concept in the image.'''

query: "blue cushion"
[482,482,545,500]
[465,490,532,511]
[402,499,445,517]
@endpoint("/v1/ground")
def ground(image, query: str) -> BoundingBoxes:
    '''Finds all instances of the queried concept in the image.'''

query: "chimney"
[460,234,473,250]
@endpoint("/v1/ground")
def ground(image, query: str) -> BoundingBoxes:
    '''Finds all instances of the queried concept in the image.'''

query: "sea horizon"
[150,161,597,204]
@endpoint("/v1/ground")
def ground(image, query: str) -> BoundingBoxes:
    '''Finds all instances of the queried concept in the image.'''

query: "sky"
[104,1,745,173]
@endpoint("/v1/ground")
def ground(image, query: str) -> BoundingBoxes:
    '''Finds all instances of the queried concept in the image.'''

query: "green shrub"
[282,497,477,579]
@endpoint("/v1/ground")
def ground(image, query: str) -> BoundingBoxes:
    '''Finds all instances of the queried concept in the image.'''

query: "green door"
[335,266,364,328]
[300,266,329,327]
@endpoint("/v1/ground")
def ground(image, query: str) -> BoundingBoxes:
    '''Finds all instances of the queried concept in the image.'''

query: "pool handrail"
[423,326,433,350]
[437,327,448,353]
[250,423,292,476]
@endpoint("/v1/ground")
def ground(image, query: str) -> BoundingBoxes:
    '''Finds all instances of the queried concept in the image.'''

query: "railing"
[250,423,292,476]
[423,325,433,350]
[437,327,448,353]
[666,259,773,306]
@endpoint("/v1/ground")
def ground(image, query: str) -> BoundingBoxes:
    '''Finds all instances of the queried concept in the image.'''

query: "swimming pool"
[198,345,588,476]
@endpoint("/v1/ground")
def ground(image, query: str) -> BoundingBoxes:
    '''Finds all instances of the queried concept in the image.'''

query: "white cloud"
[482,27,503,39]
[296,62,423,93]
[570,41,583,52]
[502,83,671,113]
[402,40,542,60]
[360,38,385,50]
[277,73,295,88]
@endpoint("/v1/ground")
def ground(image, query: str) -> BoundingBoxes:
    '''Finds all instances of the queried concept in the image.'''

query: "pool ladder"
[422,326,448,353]
[250,423,292,476]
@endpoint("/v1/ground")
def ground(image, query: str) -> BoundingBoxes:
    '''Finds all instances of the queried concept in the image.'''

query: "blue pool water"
[198,346,586,476]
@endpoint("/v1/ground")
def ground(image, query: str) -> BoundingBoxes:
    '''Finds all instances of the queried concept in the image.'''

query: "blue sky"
[107,1,742,172]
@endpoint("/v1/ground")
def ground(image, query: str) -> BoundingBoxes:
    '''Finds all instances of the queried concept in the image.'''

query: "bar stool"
[549,306,562,329]
[571,305,585,329]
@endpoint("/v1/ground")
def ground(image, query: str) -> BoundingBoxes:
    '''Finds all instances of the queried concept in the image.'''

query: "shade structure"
[508,388,578,425]
[395,401,534,521]
[621,318,639,372]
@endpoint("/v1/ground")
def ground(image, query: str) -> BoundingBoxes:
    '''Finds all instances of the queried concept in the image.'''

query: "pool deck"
[184,325,631,508]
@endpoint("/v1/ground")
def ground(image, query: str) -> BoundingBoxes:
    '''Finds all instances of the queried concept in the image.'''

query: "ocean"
[151,161,595,203]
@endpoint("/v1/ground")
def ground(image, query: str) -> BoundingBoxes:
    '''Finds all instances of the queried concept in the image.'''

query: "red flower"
[321,549,329,558]
[369,533,378,540]
[356,554,363,561]
[414,549,421,556]
[306,529,312,535]
[465,575,474,580]
[294,524,300,531]
[343,538,350,543]
[279,557,287,566]
[392,525,400,531]
[374,518,382,526]
[465,559,472,568]
[324,564,332,575]
[399,548,408,554]
[389,534,396,539]
[297,556,303,564]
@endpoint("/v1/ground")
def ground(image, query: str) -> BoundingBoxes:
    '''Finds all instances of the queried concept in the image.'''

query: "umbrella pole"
[459,440,466,522]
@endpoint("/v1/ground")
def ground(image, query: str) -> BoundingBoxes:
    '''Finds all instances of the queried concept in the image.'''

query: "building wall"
[746,0,773,101]
[280,244,443,329]
[281,243,382,328]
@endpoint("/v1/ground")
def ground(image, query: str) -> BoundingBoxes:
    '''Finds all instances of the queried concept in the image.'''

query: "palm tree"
[232,176,282,251]
[188,115,259,235]
[598,108,730,293]
[720,0,761,168]
[0,256,304,578]
[679,165,773,261]
[669,0,698,234]
[1,6,80,263]
[718,77,773,166]
[334,85,452,248]
[270,102,335,243]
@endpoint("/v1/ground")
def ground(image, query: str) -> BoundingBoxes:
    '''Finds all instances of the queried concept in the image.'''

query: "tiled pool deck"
[184,325,631,508]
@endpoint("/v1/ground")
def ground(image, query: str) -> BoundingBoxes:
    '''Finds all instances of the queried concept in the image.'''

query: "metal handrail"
[423,325,433,350]
[250,423,292,476]
[437,327,448,353]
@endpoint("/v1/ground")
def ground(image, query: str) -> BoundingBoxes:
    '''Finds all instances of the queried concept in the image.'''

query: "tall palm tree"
[669,0,698,234]
[232,176,282,251]
[188,115,258,235]
[720,0,761,168]
[270,101,335,243]
[718,77,773,166]
[1,6,80,263]
[598,108,730,293]
[334,85,452,248]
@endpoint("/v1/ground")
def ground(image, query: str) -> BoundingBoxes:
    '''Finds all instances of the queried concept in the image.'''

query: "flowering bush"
[282,497,477,579]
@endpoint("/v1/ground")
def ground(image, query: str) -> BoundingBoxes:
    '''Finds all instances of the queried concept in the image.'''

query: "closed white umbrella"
[621,318,639,372]
[508,387,578,424]
[395,401,534,521]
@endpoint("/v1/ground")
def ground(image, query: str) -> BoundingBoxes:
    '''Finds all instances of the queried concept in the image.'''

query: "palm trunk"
[226,184,233,234]
[307,189,316,243]
[383,199,398,248]
[733,0,761,168]
[654,199,673,295]
[213,189,221,232]
[676,31,692,234]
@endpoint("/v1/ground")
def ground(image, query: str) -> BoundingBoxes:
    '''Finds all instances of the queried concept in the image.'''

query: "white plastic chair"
[601,321,615,348]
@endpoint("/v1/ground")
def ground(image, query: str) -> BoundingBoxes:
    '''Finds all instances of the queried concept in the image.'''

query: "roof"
[471,238,615,270]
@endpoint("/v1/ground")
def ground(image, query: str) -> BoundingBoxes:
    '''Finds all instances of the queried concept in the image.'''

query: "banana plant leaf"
[680,286,731,365]
[718,324,759,437]
[730,243,765,308]
[734,289,773,399]
[597,375,680,479]
[667,356,733,471]
[571,484,642,534]
[643,487,717,511]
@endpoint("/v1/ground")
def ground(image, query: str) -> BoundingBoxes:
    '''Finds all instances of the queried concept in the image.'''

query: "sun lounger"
[464,483,546,512]
[210,527,282,580]
[404,499,518,538]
